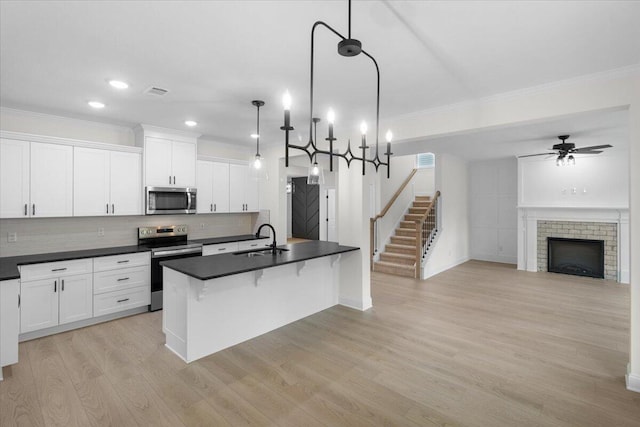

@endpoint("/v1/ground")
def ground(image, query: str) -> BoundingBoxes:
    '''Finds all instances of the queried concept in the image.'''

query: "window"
[416,152,435,169]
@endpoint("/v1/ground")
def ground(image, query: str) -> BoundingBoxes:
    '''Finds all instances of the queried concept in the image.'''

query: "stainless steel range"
[138,225,202,311]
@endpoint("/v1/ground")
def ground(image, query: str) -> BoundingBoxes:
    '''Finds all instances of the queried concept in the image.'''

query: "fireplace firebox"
[547,237,605,279]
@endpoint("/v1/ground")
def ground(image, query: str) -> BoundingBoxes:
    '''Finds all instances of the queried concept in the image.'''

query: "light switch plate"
[7,232,17,242]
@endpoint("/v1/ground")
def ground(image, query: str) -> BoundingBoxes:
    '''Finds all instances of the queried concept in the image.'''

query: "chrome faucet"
[256,223,278,254]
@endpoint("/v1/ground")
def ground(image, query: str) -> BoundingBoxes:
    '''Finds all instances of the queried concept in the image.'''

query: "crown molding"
[0,106,135,133]
[0,129,142,153]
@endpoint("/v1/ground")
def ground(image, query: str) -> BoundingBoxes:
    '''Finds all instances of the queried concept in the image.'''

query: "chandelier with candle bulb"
[280,0,392,183]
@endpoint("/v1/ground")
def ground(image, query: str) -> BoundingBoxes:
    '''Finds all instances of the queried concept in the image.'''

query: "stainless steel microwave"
[146,187,197,215]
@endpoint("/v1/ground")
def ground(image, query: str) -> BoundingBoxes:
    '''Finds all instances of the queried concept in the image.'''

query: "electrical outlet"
[7,232,17,243]
[98,228,105,237]
[200,223,205,229]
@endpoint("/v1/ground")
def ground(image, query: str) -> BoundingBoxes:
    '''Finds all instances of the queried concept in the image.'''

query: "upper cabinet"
[74,147,141,216]
[0,138,73,218]
[229,163,259,213]
[197,160,230,213]
[136,126,199,188]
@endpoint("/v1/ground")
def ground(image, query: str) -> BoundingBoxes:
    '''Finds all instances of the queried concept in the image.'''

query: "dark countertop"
[190,234,268,246]
[161,241,360,281]
[0,245,148,281]
[0,234,268,281]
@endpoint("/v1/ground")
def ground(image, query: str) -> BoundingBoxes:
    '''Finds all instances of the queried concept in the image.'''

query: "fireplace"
[547,237,605,279]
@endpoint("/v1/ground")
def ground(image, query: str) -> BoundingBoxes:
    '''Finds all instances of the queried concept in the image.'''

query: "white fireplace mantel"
[517,206,630,283]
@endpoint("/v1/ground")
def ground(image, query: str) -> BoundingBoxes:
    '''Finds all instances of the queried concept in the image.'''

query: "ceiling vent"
[144,86,169,97]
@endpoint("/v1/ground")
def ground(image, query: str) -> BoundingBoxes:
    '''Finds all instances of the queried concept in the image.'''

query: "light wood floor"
[1,260,638,426]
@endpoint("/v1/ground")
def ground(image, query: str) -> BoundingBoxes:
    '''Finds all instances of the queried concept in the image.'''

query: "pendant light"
[307,118,325,185]
[251,100,264,170]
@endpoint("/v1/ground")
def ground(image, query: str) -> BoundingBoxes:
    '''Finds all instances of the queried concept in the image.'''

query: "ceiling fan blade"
[573,144,613,152]
[575,150,604,154]
[518,152,555,158]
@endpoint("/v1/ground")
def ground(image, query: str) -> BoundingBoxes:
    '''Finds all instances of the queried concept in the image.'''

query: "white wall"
[423,153,470,278]
[469,157,518,264]
[518,151,629,208]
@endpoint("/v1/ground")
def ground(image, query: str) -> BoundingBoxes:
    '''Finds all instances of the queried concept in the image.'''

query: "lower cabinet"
[1,279,20,369]
[20,273,93,333]
[93,252,150,316]
[202,242,239,256]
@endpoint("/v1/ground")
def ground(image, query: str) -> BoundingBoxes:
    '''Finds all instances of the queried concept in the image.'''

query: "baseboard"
[626,364,640,393]
[339,296,373,311]
[423,256,470,279]
[19,306,149,342]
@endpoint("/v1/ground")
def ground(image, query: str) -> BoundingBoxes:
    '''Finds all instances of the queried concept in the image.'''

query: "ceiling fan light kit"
[280,0,393,181]
[519,134,612,166]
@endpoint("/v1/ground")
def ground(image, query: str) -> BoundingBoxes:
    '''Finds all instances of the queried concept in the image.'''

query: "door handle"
[112,204,115,214]
[61,279,65,291]
[214,203,216,212]
[54,280,57,292]
[169,175,172,185]
[107,203,109,214]
[32,204,35,215]
[173,176,176,184]
[210,203,213,212]
[24,204,27,216]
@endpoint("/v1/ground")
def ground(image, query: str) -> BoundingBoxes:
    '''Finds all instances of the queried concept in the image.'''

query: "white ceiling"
[1,1,639,156]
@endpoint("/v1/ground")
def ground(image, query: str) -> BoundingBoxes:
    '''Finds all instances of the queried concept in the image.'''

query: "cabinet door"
[196,160,214,213]
[212,161,230,213]
[0,138,30,218]
[145,137,173,187]
[58,273,93,325]
[0,279,20,367]
[110,151,142,215]
[245,173,260,212]
[171,141,196,187]
[20,278,59,333]
[30,142,73,217]
[74,147,110,216]
[229,163,247,212]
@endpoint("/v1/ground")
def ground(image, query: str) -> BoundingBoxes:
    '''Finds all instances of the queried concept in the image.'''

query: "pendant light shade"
[307,160,325,185]
[250,100,268,180]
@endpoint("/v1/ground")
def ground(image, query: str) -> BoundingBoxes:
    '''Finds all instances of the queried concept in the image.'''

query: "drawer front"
[237,239,269,252]
[20,258,93,281]
[93,252,150,272]
[93,265,150,295]
[93,285,150,317]
[202,242,238,256]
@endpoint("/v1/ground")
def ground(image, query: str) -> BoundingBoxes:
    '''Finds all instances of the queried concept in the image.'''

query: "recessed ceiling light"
[109,80,129,89]
[250,133,259,139]
[185,120,197,127]
[88,101,105,109]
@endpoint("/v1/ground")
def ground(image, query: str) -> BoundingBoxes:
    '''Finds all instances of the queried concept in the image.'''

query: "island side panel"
[163,267,190,362]
[178,256,339,363]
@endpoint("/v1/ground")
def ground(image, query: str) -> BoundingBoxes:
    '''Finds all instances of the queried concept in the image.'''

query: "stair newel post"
[415,220,422,279]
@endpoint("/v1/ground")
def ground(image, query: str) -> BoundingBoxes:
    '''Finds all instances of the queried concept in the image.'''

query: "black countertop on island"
[161,241,360,281]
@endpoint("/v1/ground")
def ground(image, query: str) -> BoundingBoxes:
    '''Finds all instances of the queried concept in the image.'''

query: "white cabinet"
[1,279,20,370]
[197,160,230,213]
[74,147,141,216]
[237,239,269,251]
[93,252,150,316]
[20,259,93,333]
[229,163,259,213]
[0,139,30,218]
[202,242,238,256]
[145,137,196,187]
[0,139,73,218]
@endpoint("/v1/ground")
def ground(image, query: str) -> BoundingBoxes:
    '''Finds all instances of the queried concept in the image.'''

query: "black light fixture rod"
[348,0,352,39]
[256,103,260,155]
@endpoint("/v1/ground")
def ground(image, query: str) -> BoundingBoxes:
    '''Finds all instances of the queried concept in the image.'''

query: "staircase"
[374,196,432,277]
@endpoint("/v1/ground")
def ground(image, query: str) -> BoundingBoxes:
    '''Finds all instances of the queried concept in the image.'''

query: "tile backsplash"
[0,212,263,257]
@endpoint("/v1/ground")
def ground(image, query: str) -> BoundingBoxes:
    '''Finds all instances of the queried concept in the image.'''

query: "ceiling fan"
[518,135,613,166]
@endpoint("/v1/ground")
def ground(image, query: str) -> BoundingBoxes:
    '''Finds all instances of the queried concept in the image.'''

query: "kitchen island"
[160,241,359,362]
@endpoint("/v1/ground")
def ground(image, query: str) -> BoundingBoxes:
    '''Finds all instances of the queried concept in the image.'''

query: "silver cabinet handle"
[112,204,115,214]
[210,203,213,212]
[32,204,35,215]
[51,267,67,272]
[117,260,130,264]
[18,293,20,308]
[107,203,109,214]
[54,280,57,293]
[169,175,172,184]
[117,298,130,303]
[61,279,65,291]
[117,277,130,282]
[24,204,27,216]
[173,176,176,184]
[214,203,216,212]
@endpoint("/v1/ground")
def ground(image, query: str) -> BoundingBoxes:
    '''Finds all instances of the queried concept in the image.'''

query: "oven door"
[150,247,202,311]
[146,187,197,215]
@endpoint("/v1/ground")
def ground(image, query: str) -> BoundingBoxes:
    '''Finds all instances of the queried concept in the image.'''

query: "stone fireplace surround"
[517,207,629,283]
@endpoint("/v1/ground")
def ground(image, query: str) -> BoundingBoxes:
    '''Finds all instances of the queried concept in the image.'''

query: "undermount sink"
[234,248,290,257]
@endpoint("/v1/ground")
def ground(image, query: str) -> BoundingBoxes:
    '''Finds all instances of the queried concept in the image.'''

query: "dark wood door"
[291,177,319,240]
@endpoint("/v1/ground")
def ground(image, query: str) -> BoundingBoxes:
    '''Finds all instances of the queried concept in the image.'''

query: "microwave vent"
[144,86,169,96]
